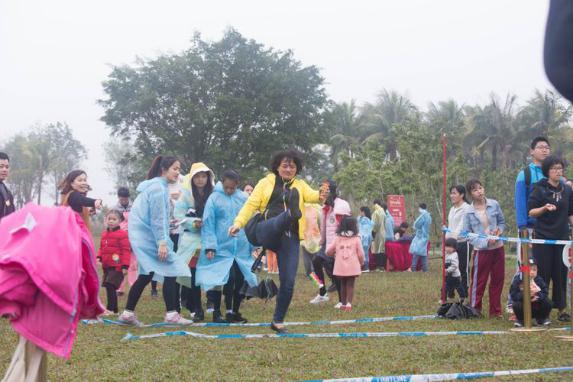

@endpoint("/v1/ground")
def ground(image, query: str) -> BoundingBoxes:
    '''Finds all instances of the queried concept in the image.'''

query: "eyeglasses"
[550,166,563,171]
[535,145,551,150]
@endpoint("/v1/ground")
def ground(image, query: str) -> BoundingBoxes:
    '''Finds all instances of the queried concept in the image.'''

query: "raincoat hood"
[181,162,215,191]
[136,177,167,193]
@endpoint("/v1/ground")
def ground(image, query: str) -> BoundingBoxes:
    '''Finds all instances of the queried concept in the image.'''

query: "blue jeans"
[362,245,369,269]
[256,211,300,323]
[411,254,428,272]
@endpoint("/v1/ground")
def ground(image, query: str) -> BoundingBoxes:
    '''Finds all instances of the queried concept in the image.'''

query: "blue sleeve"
[514,171,528,229]
[174,190,200,232]
[149,186,169,245]
[495,201,506,233]
[201,195,218,251]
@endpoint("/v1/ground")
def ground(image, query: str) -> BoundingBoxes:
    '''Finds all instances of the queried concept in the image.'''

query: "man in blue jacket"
[511,137,551,319]
[514,137,551,231]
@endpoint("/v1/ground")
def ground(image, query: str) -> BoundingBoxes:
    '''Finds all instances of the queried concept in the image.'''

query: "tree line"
[3,28,572,242]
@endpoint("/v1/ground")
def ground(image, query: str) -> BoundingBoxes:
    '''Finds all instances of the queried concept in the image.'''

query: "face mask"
[419,208,425,213]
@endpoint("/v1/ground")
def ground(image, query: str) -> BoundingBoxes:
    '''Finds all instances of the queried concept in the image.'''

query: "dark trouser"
[224,261,244,313]
[105,284,118,312]
[255,211,300,323]
[446,275,468,299]
[456,241,472,291]
[207,289,222,313]
[374,253,386,270]
[339,276,356,305]
[301,246,315,276]
[513,298,553,322]
[544,0,573,103]
[126,273,178,312]
[189,268,203,313]
[533,243,568,310]
[312,254,341,299]
[151,280,158,292]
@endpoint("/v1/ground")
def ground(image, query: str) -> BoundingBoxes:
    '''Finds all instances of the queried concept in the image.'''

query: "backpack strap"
[524,165,531,188]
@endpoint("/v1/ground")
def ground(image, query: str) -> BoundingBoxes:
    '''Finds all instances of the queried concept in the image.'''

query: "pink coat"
[0,204,104,359]
[326,235,364,277]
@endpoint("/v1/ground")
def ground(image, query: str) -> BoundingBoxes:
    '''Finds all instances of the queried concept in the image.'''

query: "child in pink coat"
[326,216,364,311]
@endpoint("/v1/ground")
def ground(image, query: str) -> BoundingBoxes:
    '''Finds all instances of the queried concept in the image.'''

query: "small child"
[326,216,364,311]
[97,210,131,314]
[444,238,468,302]
[509,258,552,327]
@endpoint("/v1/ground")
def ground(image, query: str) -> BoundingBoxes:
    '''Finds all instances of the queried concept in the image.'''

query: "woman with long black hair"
[446,185,471,294]
[118,155,192,326]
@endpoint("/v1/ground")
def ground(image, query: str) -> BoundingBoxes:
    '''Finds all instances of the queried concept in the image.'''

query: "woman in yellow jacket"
[229,149,328,333]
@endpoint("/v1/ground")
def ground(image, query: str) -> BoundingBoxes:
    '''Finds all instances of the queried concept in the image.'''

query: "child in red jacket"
[98,210,131,314]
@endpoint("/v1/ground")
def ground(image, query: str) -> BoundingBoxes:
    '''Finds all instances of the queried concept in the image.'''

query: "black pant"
[513,298,552,322]
[207,289,222,313]
[105,284,118,313]
[312,254,341,299]
[374,253,386,270]
[224,261,245,313]
[533,243,568,310]
[446,275,467,299]
[126,273,178,312]
[545,0,573,102]
[456,241,472,291]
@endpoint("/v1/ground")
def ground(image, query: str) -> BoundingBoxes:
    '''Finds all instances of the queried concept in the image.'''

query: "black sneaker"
[286,187,302,220]
[537,318,551,326]
[213,311,229,324]
[151,289,158,298]
[231,312,248,323]
[193,310,205,322]
[557,312,571,322]
[513,321,523,328]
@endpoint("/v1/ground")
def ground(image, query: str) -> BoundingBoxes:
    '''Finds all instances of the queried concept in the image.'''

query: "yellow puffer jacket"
[234,173,320,241]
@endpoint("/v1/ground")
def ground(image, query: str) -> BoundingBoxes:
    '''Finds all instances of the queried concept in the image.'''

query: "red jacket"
[97,227,131,271]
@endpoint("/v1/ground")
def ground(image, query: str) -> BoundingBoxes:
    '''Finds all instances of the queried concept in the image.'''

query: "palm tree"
[464,93,520,170]
[360,89,418,159]
[325,100,363,170]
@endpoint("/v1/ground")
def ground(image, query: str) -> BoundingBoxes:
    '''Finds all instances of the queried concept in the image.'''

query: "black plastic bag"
[240,278,278,301]
[437,302,480,319]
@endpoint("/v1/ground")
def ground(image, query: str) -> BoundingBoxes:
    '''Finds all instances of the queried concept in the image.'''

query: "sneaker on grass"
[165,311,193,325]
[309,294,329,304]
[118,310,142,326]
[333,302,343,309]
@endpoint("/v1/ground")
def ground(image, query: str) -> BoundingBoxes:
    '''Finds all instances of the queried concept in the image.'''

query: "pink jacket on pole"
[0,204,104,359]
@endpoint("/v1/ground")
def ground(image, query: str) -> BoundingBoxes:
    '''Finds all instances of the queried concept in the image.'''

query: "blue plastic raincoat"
[195,182,258,291]
[385,211,395,241]
[358,216,373,248]
[128,177,191,278]
[173,188,202,287]
[410,209,432,256]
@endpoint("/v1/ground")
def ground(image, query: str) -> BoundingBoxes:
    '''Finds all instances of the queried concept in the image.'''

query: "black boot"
[285,187,301,220]
[213,310,229,323]
[194,309,204,322]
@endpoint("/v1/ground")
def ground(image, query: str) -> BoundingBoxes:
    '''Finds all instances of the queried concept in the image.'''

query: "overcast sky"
[0,0,553,205]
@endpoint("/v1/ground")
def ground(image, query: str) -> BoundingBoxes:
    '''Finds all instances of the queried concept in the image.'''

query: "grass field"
[1,255,572,381]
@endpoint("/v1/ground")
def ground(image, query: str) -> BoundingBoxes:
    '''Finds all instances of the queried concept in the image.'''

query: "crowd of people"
[0,136,571,332]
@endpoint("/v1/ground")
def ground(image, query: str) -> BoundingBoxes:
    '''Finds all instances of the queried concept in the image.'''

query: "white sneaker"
[165,311,193,325]
[118,310,142,326]
[334,302,343,309]
[362,269,370,273]
[309,294,329,304]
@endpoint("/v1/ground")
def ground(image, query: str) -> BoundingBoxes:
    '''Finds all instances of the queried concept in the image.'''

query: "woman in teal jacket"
[410,203,432,272]
[196,171,258,322]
